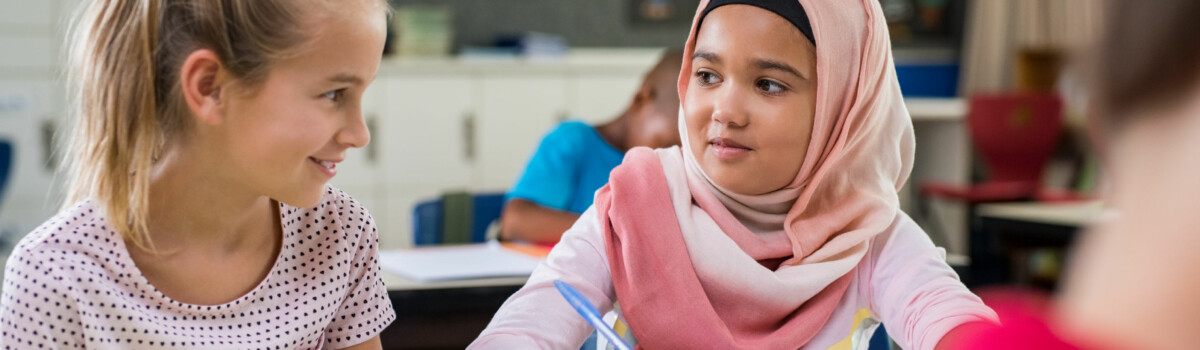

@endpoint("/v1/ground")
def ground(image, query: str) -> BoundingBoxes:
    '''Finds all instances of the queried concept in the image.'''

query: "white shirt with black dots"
[0,186,395,349]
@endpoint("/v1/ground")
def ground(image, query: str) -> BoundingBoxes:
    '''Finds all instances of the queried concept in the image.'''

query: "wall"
[390,0,700,49]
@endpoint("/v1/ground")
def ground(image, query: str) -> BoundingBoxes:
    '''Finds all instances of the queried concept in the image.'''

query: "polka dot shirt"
[0,187,396,349]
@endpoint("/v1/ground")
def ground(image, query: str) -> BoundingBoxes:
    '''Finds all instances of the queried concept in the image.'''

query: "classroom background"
[0,0,1103,348]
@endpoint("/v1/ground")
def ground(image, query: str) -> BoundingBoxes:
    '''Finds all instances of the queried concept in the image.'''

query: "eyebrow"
[692,50,807,80]
[326,73,368,86]
[753,59,806,80]
[692,50,720,64]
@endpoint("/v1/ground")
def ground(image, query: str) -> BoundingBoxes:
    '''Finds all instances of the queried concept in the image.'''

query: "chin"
[271,184,328,209]
[708,169,777,195]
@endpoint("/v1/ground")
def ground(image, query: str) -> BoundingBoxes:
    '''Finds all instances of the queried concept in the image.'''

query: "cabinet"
[477,72,568,190]
[331,53,663,248]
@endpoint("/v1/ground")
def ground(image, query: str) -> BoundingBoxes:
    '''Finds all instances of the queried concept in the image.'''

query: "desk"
[379,265,529,349]
[975,201,1105,289]
[978,201,1104,227]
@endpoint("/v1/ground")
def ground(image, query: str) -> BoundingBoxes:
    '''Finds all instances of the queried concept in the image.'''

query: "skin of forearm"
[499,199,581,244]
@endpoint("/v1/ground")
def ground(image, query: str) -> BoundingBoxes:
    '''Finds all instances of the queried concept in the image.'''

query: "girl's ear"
[629,81,657,118]
[179,49,229,126]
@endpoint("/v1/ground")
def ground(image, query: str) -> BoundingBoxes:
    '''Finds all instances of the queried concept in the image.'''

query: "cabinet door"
[568,72,646,124]
[477,72,568,191]
[0,80,59,235]
[377,74,476,191]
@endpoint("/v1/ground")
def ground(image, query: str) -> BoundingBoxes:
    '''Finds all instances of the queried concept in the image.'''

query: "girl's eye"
[755,79,786,95]
[322,89,345,102]
[695,71,721,86]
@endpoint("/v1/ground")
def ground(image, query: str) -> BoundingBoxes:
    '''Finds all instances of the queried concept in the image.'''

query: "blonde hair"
[63,0,384,252]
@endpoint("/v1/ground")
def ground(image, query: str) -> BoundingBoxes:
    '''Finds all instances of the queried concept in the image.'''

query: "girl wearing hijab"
[470,0,995,348]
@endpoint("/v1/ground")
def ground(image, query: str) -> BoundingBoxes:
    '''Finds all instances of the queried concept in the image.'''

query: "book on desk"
[379,241,549,282]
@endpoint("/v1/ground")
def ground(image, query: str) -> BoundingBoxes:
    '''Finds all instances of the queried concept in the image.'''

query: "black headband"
[697,0,815,46]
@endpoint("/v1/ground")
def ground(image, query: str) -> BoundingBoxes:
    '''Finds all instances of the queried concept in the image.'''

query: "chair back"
[967,93,1064,184]
[412,199,443,246]
[0,141,12,205]
[412,192,506,246]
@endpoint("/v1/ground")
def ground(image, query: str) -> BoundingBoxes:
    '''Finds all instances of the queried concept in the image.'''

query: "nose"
[337,108,371,149]
[710,84,749,128]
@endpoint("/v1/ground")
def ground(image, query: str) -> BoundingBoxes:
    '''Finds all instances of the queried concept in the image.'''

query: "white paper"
[378,241,542,282]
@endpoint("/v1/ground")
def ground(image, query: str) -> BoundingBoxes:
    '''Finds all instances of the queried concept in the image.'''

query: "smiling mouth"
[309,157,337,171]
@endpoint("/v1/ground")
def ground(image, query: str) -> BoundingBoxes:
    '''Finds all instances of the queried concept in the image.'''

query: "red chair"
[921,93,1068,203]
[921,92,1088,287]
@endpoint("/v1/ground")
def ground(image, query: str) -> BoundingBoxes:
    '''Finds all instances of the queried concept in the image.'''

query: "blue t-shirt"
[507,121,624,214]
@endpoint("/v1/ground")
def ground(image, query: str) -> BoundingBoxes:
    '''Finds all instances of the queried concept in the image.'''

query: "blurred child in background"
[500,49,683,244]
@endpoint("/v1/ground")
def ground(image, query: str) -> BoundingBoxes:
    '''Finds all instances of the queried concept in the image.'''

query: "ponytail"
[65,0,162,251]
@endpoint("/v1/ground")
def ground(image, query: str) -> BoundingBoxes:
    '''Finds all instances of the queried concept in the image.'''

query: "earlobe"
[632,83,655,111]
[638,83,655,102]
[179,49,227,126]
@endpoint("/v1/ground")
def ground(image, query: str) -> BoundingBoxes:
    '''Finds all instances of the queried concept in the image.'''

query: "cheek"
[683,95,709,146]
[756,105,812,162]
[238,109,331,162]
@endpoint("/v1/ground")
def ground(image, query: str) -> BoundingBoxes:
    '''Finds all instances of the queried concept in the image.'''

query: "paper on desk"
[378,241,543,282]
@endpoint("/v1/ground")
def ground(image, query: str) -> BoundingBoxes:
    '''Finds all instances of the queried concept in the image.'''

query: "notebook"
[379,241,543,282]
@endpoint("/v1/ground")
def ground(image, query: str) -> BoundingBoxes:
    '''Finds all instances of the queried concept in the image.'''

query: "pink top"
[0,187,395,349]
[471,206,997,349]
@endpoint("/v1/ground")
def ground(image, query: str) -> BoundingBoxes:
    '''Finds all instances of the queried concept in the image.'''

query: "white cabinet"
[477,72,568,191]
[0,1,53,25]
[0,81,62,240]
[379,74,477,190]
[374,73,481,249]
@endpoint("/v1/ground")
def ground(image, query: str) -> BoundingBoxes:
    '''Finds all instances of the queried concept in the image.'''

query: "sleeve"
[323,193,397,349]
[867,213,999,350]
[469,206,616,349]
[0,251,85,349]
[506,123,584,211]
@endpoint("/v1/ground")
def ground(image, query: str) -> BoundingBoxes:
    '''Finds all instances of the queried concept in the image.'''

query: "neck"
[596,110,634,152]
[144,146,277,254]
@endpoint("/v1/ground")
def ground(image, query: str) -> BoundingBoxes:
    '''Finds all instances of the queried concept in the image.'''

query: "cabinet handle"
[365,115,377,164]
[41,118,57,171]
[462,112,476,161]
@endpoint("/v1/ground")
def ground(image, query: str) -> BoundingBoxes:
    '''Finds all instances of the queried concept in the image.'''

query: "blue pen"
[554,280,633,350]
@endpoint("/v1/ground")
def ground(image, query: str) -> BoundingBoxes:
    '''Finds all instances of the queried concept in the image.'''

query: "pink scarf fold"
[598,0,915,348]
[599,148,853,349]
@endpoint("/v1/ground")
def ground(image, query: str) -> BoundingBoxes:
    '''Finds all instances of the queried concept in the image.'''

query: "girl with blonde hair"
[1,1,394,348]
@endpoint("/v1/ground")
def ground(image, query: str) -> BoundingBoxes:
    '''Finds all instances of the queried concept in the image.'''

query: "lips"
[709,137,750,150]
[308,156,341,176]
[708,137,752,160]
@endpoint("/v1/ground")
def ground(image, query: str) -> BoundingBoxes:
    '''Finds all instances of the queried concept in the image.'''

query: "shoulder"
[8,200,120,265]
[609,146,680,180]
[542,121,598,147]
[864,211,934,260]
[321,185,373,223]
[550,120,593,135]
[4,200,122,295]
[278,186,376,250]
[289,186,373,223]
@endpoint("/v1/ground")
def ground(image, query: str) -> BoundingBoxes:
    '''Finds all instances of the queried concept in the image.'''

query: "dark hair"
[1094,0,1200,124]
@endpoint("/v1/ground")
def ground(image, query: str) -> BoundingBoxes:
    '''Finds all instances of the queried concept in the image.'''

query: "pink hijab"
[595,0,914,348]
